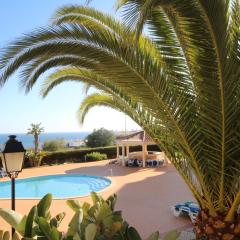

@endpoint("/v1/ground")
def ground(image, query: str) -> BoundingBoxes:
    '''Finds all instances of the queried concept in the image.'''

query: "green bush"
[24,150,45,167]
[85,152,107,161]
[0,193,179,240]
[86,128,115,148]
[42,139,65,152]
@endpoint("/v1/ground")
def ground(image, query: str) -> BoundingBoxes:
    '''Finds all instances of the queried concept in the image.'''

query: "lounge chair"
[146,160,153,167]
[126,159,134,166]
[0,168,7,178]
[132,159,139,167]
[109,159,118,164]
[146,159,165,167]
[172,201,200,223]
[152,160,158,167]
[127,159,142,167]
[158,159,165,166]
[137,160,143,167]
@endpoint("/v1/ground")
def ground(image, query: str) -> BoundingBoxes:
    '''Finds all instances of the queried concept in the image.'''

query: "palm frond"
[0,2,239,219]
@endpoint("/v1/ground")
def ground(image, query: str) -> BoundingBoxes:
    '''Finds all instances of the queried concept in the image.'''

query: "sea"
[0,132,90,149]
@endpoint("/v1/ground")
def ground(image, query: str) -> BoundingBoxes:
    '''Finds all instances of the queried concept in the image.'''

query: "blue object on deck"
[152,160,158,166]
[172,201,200,222]
[127,159,142,167]
[0,174,111,199]
[146,159,164,167]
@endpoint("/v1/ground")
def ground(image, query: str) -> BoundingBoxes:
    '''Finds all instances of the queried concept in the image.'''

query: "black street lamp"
[0,135,25,236]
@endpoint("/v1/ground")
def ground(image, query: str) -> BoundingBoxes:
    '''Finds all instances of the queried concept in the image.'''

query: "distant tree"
[27,123,44,155]
[86,128,115,148]
[42,139,65,152]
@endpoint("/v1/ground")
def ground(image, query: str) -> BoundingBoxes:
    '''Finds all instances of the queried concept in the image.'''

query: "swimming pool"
[0,174,111,199]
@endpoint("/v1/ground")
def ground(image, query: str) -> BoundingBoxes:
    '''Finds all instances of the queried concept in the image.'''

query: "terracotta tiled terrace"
[0,160,194,238]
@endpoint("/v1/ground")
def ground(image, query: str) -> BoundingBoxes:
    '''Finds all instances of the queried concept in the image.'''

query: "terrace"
[0,160,194,238]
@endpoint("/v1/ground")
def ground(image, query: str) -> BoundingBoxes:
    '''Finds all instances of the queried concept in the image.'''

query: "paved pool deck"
[0,160,194,238]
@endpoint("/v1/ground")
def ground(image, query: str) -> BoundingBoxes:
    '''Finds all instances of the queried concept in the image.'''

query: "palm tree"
[27,123,44,155]
[0,1,239,238]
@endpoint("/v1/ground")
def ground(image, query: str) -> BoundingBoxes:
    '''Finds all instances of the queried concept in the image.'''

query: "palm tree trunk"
[195,209,240,240]
[34,134,38,155]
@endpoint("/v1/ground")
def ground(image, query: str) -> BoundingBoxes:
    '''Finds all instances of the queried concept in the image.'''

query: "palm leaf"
[0,2,239,220]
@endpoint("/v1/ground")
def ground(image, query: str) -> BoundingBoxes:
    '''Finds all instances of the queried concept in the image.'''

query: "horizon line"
[0,129,141,135]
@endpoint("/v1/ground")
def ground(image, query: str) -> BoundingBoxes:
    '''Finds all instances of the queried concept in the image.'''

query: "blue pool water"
[0,174,111,199]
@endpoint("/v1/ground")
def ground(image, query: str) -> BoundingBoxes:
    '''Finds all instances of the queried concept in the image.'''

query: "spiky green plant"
[0,1,240,239]
[0,193,179,240]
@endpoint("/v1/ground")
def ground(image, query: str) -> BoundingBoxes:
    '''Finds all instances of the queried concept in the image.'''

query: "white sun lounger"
[0,168,7,178]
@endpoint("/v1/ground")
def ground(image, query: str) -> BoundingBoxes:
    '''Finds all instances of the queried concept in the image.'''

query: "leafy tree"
[86,128,115,148]
[0,1,240,238]
[27,123,44,155]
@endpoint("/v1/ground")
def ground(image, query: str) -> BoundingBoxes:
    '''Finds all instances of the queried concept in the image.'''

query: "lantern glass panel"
[4,152,24,173]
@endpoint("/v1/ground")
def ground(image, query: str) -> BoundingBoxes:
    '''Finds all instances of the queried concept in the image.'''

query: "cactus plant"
[0,193,179,240]
[0,194,65,239]
[65,192,180,240]
[0,231,20,240]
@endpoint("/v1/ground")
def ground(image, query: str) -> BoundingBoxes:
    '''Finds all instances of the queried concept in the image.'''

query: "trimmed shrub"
[85,152,107,161]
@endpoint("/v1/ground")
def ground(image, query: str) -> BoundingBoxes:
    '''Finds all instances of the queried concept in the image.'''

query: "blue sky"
[0,0,140,133]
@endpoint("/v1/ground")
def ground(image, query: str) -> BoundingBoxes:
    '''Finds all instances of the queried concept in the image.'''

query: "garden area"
[22,125,161,168]
[0,0,240,239]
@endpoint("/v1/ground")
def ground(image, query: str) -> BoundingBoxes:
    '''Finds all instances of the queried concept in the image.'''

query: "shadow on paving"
[65,163,194,238]
[114,170,194,238]
[65,162,172,177]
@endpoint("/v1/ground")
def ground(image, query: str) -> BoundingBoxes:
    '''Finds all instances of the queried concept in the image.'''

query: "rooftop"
[116,130,155,144]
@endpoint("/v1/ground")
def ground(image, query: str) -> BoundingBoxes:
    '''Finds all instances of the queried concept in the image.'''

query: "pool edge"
[0,173,113,200]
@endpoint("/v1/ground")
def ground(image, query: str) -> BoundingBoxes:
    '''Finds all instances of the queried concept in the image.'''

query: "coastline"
[0,132,90,149]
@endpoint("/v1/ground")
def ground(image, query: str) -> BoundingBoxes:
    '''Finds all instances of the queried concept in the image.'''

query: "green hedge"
[24,144,161,166]
[40,146,117,165]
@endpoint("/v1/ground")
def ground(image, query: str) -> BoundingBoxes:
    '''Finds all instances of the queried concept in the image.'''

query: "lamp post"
[0,135,25,236]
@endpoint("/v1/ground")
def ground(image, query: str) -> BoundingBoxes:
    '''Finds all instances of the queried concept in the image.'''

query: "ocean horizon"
[0,132,90,149]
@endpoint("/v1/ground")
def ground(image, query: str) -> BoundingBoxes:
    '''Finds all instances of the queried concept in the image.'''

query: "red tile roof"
[116,131,154,143]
